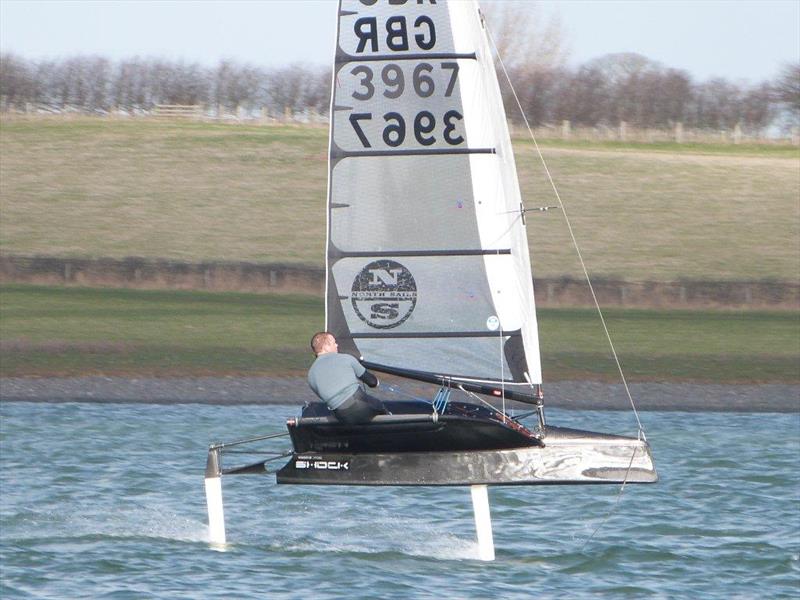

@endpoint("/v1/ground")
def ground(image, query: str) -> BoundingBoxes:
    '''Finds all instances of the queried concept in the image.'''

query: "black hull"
[273,402,657,486]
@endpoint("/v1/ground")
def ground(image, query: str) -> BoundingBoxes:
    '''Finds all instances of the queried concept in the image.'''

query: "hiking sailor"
[308,331,388,424]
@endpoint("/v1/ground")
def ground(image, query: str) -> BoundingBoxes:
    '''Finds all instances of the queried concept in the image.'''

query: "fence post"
[733,123,742,145]
[561,120,571,140]
[674,122,683,144]
[791,127,799,146]
[619,121,627,142]
[284,106,292,122]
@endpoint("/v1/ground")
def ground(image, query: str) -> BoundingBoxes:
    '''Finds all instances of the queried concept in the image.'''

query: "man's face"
[325,335,338,353]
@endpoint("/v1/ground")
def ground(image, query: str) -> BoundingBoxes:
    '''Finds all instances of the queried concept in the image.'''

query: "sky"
[1,0,798,83]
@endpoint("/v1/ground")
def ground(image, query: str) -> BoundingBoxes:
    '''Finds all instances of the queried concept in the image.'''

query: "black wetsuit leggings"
[333,388,388,424]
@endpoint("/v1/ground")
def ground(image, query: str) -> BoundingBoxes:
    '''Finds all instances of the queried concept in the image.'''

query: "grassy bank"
[1,117,798,282]
[1,284,797,383]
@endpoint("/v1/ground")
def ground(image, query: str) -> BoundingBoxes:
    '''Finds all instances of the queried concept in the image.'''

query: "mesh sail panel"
[326,0,541,384]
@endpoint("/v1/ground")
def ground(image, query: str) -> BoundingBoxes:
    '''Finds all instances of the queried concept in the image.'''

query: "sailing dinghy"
[205,0,657,559]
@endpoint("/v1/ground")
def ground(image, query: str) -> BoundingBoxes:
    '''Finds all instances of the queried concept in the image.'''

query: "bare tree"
[773,62,800,128]
[213,60,265,114]
[482,0,569,72]
[112,58,150,110]
[657,69,693,126]
[0,53,36,109]
[265,63,327,115]
[84,56,112,111]
[507,66,562,126]
[482,1,569,125]
[689,78,744,130]
[740,82,776,134]
[153,60,208,105]
[300,65,331,115]
[554,65,609,126]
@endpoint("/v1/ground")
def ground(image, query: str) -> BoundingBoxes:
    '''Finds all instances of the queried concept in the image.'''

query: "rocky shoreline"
[0,376,797,413]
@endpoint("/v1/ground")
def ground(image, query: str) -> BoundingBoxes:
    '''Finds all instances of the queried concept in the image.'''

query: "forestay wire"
[485,23,646,440]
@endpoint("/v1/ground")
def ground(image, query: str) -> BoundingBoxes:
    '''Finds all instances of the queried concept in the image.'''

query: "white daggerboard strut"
[471,484,495,561]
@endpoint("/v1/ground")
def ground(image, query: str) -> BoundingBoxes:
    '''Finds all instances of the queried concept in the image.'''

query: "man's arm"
[358,370,379,388]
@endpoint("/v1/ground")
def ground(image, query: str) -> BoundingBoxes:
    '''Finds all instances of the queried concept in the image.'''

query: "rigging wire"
[484,24,646,441]
[578,446,639,552]
[383,383,431,404]
[458,385,510,423]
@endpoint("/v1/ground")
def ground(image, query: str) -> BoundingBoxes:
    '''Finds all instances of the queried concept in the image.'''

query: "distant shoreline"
[1,377,797,413]
[2,255,798,310]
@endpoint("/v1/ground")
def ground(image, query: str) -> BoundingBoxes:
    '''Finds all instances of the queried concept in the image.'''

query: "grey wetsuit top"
[307,353,366,410]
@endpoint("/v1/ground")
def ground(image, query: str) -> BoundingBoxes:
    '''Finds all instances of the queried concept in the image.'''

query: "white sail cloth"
[326,0,541,385]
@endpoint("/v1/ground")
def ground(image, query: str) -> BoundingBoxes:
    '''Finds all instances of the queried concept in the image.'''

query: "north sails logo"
[351,260,417,329]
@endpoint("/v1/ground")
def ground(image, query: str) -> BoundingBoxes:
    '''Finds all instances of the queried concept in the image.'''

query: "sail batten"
[326,0,542,386]
[348,330,521,339]
[336,52,478,63]
[331,249,511,258]
[331,147,496,158]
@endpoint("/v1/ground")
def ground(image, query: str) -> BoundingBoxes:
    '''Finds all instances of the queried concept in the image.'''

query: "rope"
[485,24,646,441]
[211,430,290,450]
[383,383,431,403]
[432,385,452,413]
[222,449,291,457]
[433,375,530,387]
[578,446,638,552]
[458,385,509,422]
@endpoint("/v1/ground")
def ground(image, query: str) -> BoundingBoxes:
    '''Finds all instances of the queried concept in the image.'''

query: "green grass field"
[1,117,798,282]
[2,284,797,383]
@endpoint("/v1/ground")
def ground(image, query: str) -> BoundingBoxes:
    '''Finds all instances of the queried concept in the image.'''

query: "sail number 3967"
[349,111,463,148]
[351,63,459,100]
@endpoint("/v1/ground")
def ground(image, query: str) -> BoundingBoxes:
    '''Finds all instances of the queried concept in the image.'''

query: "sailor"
[307,331,388,424]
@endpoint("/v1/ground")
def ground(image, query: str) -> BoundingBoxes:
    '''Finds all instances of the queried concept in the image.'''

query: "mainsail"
[326,0,541,389]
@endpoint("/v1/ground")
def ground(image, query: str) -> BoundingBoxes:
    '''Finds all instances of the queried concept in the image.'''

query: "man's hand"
[358,370,379,388]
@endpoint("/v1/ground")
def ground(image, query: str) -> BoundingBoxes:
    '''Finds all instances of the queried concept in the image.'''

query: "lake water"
[1,402,798,599]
